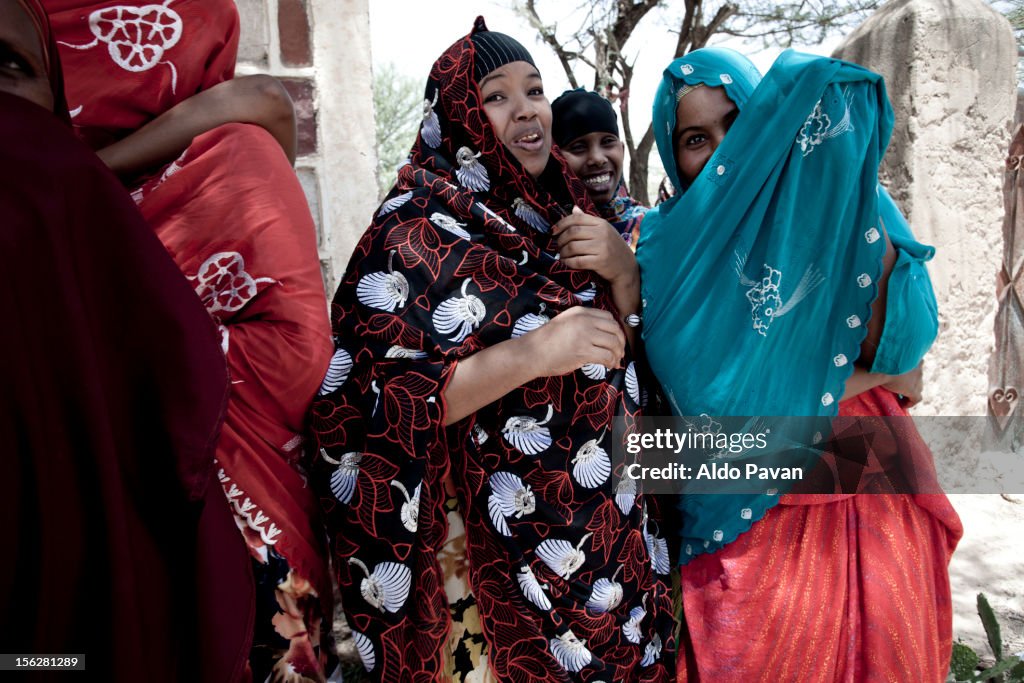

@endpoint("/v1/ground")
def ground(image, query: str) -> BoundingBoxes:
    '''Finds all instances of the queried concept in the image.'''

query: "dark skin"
[97,74,298,178]
[673,85,924,405]
[0,4,55,111]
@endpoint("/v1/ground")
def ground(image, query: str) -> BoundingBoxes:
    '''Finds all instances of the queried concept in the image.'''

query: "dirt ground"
[948,494,1024,659]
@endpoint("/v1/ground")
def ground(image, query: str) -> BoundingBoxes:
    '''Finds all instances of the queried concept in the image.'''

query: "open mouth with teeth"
[511,130,545,152]
[584,172,612,188]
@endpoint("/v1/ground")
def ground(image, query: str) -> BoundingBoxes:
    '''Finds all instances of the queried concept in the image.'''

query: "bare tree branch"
[518,0,580,88]
[515,0,881,203]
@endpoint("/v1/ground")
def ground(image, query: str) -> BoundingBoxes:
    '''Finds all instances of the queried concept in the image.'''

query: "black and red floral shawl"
[311,17,674,682]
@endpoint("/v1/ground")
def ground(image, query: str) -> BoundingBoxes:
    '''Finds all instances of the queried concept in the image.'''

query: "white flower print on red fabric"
[191,252,276,315]
[58,1,185,93]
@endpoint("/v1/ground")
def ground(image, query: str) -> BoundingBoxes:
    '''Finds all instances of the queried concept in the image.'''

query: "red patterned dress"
[46,2,334,680]
[311,17,675,683]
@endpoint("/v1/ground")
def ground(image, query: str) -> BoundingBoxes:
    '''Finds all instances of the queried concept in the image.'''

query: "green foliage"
[947,593,1024,683]
[372,62,422,198]
[979,593,1005,662]
[952,642,982,680]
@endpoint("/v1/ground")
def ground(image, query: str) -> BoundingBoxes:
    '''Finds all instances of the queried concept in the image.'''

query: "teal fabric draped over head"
[637,48,939,563]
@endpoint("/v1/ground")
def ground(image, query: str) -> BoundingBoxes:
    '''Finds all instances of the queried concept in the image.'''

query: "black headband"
[551,89,619,148]
[470,28,536,83]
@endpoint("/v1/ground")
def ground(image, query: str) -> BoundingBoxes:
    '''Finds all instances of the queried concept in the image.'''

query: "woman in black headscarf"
[311,17,673,683]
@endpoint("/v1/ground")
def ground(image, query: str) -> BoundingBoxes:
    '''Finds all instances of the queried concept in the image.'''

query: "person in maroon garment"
[0,2,247,681]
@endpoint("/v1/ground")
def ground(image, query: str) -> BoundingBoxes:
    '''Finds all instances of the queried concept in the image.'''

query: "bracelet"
[624,313,641,328]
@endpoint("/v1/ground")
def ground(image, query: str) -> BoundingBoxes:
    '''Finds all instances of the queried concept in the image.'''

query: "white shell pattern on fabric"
[455,146,490,192]
[571,437,611,488]
[624,362,643,406]
[61,5,184,92]
[384,345,428,360]
[421,90,442,148]
[512,197,550,233]
[797,86,855,157]
[349,558,412,614]
[511,309,550,338]
[472,423,489,446]
[318,348,353,396]
[378,191,414,216]
[641,633,663,667]
[536,534,590,580]
[432,279,486,343]
[644,526,671,575]
[487,471,536,537]
[623,600,647,644]
[352,630,376,673]
[581,363,608,381]
[501,404,554,456]
[429,211,472,240]
[585,573,624,613]
[549,630,593,673]
[575,284,597,302]
[356,252,409,312]
[517,565,552,611]
[615,476,637,515]
[391,480,421,533]
[328,451,363,504]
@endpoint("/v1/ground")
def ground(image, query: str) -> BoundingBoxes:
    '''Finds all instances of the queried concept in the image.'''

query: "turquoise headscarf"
[637,48,939,563]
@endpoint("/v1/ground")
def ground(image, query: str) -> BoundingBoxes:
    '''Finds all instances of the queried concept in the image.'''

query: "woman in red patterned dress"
[44,1,335,680]
[311,18,675,683]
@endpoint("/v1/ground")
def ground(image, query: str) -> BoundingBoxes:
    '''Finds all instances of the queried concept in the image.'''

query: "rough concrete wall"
[834,0,1017,417]
[234,0,377,295]
[310,0,379,289]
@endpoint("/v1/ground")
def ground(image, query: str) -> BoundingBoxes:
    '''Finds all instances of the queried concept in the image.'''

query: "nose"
[511,93,539,121]
[585,146,607,167]
[708,131,726,153]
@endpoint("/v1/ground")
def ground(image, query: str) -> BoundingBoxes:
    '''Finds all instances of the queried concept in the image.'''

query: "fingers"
[552,211,603,237]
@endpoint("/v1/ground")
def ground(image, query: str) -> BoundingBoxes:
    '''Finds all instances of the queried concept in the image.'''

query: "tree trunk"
[628,123,656,207]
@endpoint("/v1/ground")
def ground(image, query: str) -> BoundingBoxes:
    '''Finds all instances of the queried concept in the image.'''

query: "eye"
[565,143,585,154]
[483,92,505,104]
[685,133,707,147]
[528,86,544,97]
[601,136,619,147]
[0,49,33,76]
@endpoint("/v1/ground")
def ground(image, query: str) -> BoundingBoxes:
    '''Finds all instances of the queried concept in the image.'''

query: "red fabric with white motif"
[47,0,333,614]
[44,0,239,150]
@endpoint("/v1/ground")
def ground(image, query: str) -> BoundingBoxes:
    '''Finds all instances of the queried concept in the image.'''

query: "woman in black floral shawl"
[311,18,674,682]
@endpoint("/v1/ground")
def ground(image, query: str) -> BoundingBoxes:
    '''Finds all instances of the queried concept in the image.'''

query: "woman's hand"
[882,363,924,407]
[522,306,626,376]
[552,206,638,286]
[442,306,625,425]
[552,207,642,350]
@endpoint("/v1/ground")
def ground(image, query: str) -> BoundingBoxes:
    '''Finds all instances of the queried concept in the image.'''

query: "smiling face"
[479,61,553,179]
[559,131,625,205]
[0,3,53,111]
[673,85,739,186]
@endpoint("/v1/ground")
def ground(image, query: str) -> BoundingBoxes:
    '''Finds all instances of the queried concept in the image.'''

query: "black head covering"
[551,88,619,148]
[470,16,535,83]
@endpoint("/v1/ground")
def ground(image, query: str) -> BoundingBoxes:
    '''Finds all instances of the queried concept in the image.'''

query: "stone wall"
[235,0,378,295]
[834,0,1018,418]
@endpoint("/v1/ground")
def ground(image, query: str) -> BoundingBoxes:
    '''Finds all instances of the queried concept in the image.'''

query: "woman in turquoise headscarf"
[636,47,962,681]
